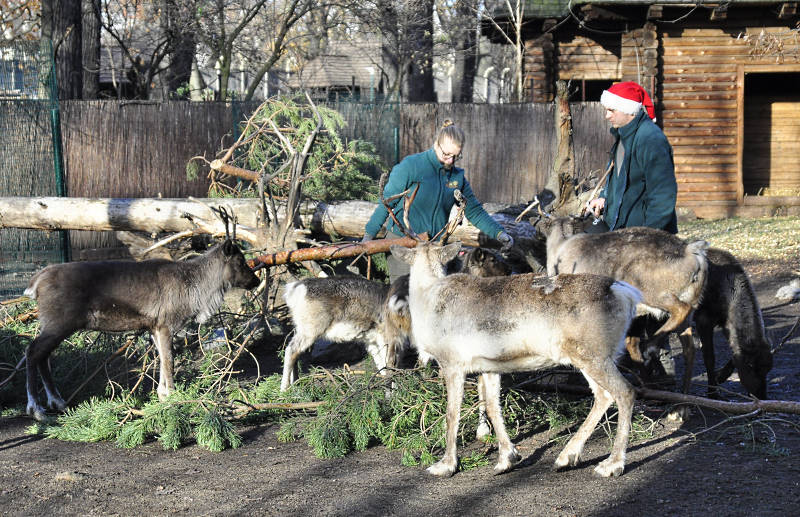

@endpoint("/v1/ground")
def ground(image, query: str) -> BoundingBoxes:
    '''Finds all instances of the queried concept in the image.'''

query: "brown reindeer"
[541,216,709,393]
[392,241,642,477]
[23,240,260,421]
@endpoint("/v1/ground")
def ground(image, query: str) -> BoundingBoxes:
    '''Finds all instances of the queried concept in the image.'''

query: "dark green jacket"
[601,110,678,234]
[365,148,504,240]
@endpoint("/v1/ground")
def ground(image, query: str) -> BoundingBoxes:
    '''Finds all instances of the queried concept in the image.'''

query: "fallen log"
[519,380,800,415]
[0,196,539,250]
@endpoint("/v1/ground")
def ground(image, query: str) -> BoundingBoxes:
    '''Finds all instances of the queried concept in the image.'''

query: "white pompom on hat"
[601,81,656,121]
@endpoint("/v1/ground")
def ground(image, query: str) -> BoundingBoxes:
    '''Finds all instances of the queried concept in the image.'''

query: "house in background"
[286,38,392,102]
[484,0,800,218]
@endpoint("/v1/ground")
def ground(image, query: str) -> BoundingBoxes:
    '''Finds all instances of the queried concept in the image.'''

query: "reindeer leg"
[25,331,68,421]
[558,358,634,477]
[480,373,521,474]
[653,298,691,336]
[39,356,66,412]
[153,327,175,401]
[280,333,313,392]
[697,318,719,398]
[678,326,696,394]
[590,359,635,477]
[475,374,492,441]
[427,367,465,477]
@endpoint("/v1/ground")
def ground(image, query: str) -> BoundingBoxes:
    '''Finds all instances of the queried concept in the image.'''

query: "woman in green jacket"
[363,120,513,281]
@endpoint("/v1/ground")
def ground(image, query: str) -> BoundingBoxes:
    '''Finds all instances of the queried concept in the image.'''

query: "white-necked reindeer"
[280,246,510,392]
[24,239,260,421]
[391,241,642,477]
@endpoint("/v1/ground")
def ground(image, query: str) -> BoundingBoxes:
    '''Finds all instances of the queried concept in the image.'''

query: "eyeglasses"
[436,142,462,161]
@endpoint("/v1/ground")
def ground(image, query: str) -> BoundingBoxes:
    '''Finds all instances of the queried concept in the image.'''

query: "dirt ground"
[1,259,799,517]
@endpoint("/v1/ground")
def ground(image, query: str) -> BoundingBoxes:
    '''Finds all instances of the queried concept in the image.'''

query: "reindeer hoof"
[48,397,67,412]
[27,404,49,423]
[594,459,624,477]
[493,448,521,475]
[426,460,457,477]
[666,406,690,422]
[554,450,580,471]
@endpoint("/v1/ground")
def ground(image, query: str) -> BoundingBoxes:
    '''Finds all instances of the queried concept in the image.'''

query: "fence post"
[45,40,70,263]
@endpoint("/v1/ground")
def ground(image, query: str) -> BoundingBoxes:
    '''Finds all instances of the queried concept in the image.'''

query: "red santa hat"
[601,81,656,121]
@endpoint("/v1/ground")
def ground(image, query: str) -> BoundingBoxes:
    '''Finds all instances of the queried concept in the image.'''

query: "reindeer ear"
[439,242,462,264]
[390,245,414,264]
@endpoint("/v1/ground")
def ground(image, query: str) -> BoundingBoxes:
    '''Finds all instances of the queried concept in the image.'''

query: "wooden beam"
[779,2,797,18]
[710,4,728,20]
[647,4,663,20]
[736,64,745,205]
[579,4,626,22]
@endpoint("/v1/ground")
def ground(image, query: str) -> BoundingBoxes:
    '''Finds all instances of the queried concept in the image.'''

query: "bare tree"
[81,0,100,99]
[98,0,198,99]
[347,0,436,101]
[42,0,83,100]
[1,0,41,40]
[481,0,526,102]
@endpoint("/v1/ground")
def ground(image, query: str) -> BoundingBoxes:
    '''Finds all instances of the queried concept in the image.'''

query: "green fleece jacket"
[365,148,504,240]
[601,110,678,234]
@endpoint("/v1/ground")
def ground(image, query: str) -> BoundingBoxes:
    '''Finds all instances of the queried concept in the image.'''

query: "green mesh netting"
[0,40,66,298]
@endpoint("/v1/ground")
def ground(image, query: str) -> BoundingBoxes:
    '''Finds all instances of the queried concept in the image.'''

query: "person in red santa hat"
[588,81,678,234]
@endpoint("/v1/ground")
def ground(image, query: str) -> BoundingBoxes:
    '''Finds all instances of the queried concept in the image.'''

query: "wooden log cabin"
[485,0,800,218]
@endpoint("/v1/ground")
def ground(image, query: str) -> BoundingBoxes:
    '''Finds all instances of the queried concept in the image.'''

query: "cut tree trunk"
[0,197,541,259]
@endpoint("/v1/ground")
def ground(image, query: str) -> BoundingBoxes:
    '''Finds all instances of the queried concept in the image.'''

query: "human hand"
[588,198,606,218]
[497,231,514,253]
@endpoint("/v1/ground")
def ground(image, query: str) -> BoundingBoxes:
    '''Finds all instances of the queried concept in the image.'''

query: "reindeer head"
[390,241,462,279]
[220,239,260,290]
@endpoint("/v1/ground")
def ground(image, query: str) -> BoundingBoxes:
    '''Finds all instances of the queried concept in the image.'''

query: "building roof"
[518,0,795,19]
[287,38,384,89]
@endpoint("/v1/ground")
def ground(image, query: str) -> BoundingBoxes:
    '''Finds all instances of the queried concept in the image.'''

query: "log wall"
[533,16,800,217]
[661,25,800,212]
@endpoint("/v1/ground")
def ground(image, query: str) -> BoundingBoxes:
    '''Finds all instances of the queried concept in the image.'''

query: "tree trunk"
[402,0,436,102]
[81,0,100,99]
[49,0,83,100]
[0,197,538,250]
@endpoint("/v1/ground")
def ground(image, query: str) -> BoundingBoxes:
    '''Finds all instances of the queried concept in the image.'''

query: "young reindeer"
[542,216,709,393]
[392,241,642,478]
[23,239,260,421]
[280,179,510,392]
[280,246,509,392]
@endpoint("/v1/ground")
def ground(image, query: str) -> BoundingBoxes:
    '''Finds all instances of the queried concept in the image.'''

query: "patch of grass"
[679,216,800,261]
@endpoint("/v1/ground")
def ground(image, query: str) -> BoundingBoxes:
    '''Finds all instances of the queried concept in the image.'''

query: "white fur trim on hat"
[601,90,642,115]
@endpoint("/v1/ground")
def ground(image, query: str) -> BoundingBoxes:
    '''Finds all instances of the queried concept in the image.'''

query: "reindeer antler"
[210,205,237,241]
[379,172,422,240]
[434,189,466,244]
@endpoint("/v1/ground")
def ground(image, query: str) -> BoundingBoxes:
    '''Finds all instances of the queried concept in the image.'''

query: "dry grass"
[679,216,800,263]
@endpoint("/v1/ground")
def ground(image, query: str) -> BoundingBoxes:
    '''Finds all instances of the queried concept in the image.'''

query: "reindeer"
[280,246,510,392]
[392,241,642,477]
[541,216,709,393]
[23,239,260,421]
[691,248,773,398]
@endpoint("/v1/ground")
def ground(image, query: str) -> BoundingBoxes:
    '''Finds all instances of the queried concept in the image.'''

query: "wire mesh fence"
[0,40,65,297]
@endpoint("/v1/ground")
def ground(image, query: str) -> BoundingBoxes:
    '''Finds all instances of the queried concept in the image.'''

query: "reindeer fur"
[23,240,259,421]
[392,241,642,478]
